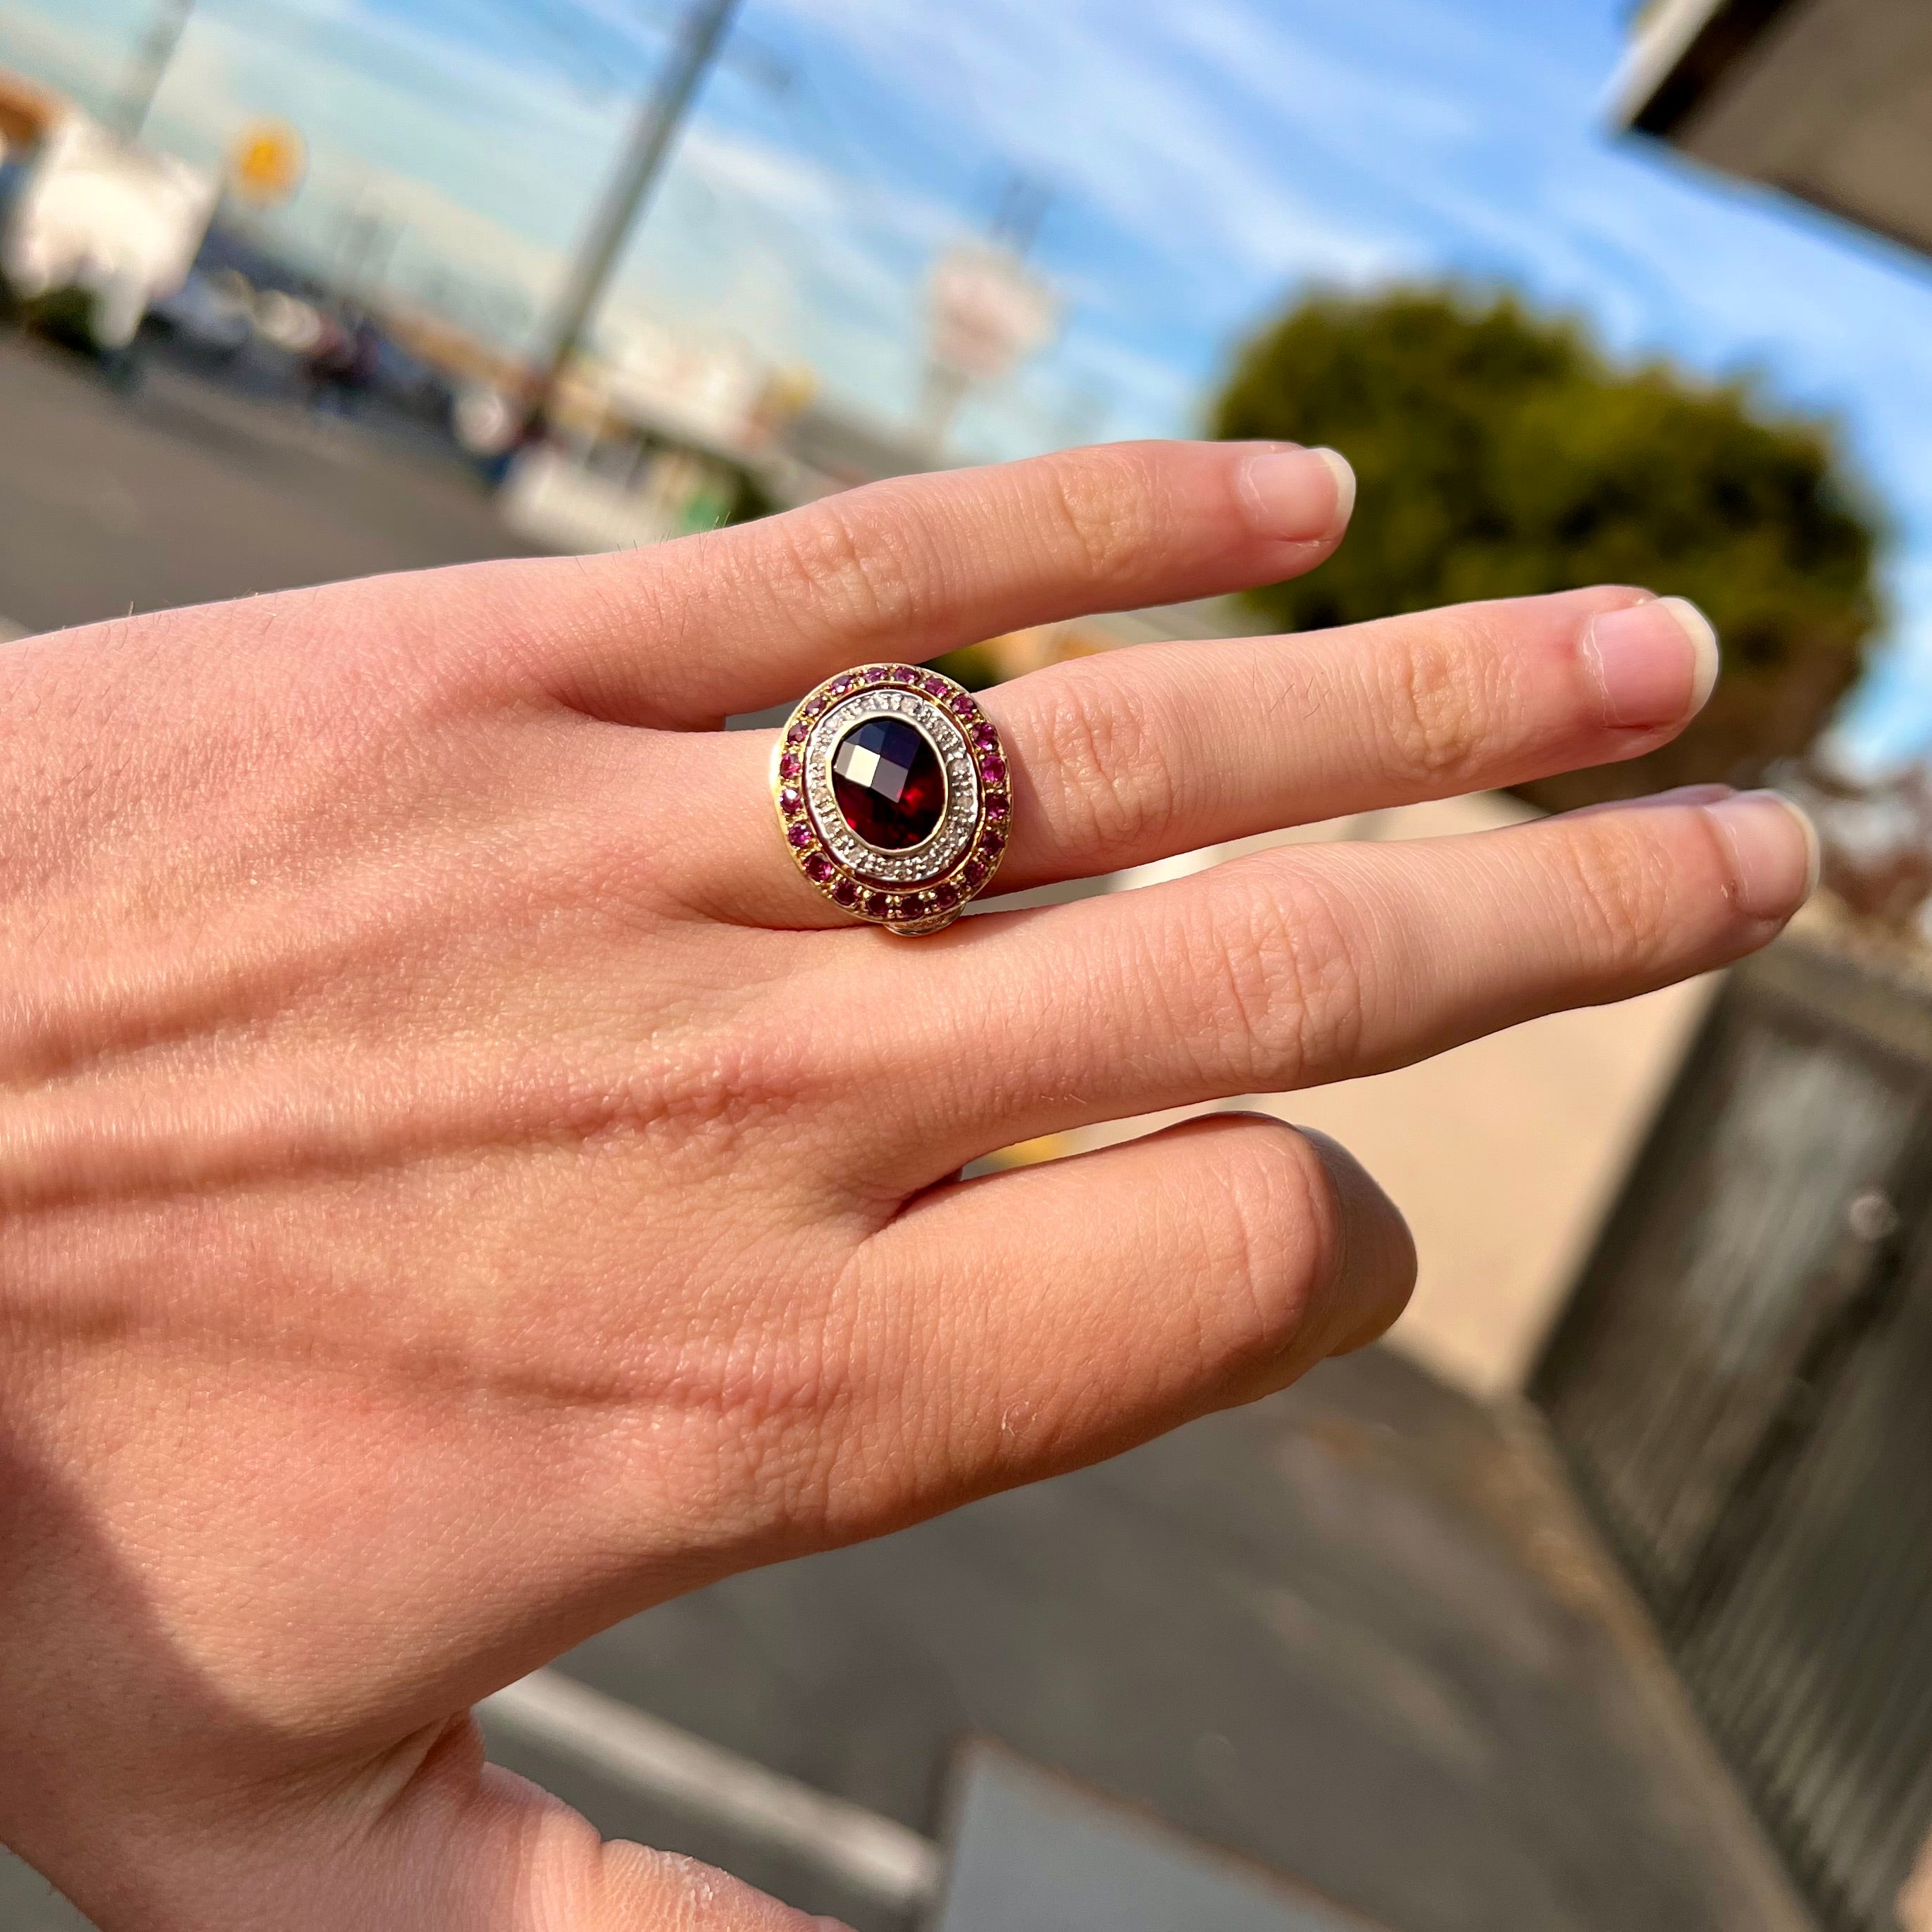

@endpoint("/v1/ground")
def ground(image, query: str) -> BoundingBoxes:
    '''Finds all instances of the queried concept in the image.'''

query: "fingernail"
[1704,790,1821,921]
[1240,446,1355,542]
[1583,597,1719,728]
[1566,782,1733,821]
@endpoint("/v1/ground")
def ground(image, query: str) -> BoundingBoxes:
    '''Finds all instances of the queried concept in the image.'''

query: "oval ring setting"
[771,663,1011,935]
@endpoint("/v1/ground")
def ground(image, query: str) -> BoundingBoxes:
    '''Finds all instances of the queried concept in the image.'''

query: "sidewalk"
[546,1345,1810,1932]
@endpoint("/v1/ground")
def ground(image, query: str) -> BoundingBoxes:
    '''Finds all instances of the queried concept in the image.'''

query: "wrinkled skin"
[0,441,1814,1929]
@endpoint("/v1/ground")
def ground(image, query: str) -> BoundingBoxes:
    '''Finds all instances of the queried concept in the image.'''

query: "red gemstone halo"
[771,663,1011,935]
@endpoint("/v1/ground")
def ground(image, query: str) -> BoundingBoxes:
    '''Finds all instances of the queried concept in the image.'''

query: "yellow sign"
[229,120,306,206]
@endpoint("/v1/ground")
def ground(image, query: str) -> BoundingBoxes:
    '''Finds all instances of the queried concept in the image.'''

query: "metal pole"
[113,0,194,142]
[526,0,742,423]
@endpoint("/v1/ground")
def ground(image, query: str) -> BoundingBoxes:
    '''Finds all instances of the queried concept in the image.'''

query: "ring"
[771,663,1011,935]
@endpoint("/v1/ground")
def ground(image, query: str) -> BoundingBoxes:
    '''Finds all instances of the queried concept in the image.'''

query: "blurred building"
[1620,0,1932,260]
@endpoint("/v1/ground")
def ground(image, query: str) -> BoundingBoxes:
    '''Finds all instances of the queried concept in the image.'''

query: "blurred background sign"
[921,239,1059,456]
[227,118,306,209]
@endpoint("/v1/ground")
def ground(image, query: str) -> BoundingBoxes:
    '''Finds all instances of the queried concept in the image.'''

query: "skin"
[0,440,1815,1930]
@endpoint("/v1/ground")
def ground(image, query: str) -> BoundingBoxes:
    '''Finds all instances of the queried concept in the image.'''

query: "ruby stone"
[831,718,945,850]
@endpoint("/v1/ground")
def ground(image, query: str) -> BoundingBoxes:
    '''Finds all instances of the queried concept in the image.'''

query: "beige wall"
[993,793,1715,1401]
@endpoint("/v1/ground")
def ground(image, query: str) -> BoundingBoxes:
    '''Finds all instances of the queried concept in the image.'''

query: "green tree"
[1212,287,1883,811]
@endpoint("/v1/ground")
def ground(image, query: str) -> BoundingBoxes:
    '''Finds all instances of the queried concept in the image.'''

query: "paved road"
[0,332,536,637]
[0,335,1810,1932]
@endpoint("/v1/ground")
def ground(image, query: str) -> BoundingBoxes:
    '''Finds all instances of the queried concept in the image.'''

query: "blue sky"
[8,0,1932,764]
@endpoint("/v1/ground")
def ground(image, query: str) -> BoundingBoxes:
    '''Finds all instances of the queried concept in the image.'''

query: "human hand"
[0,441,1814,1929]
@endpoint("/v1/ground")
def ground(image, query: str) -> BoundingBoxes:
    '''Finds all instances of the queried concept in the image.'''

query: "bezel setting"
[771,663,1011,934]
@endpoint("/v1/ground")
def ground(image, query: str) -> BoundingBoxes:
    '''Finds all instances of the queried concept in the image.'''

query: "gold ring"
[771,663,1011,935]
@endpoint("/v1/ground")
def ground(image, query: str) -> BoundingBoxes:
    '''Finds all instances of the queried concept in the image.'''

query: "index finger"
[502,440,1356,726]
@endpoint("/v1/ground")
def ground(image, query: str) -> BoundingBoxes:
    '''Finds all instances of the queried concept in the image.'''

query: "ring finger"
[680,585,1719,928]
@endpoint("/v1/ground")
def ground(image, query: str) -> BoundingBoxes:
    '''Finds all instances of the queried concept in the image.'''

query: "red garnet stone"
[832,718,945,849]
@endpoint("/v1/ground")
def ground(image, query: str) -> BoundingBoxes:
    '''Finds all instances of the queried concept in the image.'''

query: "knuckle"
[1557,818,1675,962]
[1039,447,1161,585]
[1195,862,1366,1090]
[1375,618,1507,784]
[1028,671,1179,856]
[764,497,930,642]
[1209,1119,1341,1358]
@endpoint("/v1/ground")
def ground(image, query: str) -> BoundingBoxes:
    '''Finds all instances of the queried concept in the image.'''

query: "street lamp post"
[113,0,194,142]
[525,0,743,429]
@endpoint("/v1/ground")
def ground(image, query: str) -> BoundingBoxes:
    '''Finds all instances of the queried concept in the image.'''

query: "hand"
[0,441,1813,1929]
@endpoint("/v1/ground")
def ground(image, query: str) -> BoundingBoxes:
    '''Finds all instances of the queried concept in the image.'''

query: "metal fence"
[1534,938,1932,1932]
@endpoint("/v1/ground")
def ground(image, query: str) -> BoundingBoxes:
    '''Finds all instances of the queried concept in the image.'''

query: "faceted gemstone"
[963,859,989,890]
[831,878,858,906]
[981,827,1006,855]
[778,786,803,814]
[805,853,835,883]
[831,717,945,850]
[786,721,809,744]
[985,794,1009,821]
[787,822,814,849]
[931,881,959,911]
[778,751,801,779]
[980,756,1006,785]
[860,890,889,918]
[972,723,999,751]
[922,674,949,697]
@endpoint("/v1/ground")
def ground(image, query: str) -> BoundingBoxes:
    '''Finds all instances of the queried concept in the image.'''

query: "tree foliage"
[1211,287,1883,810]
